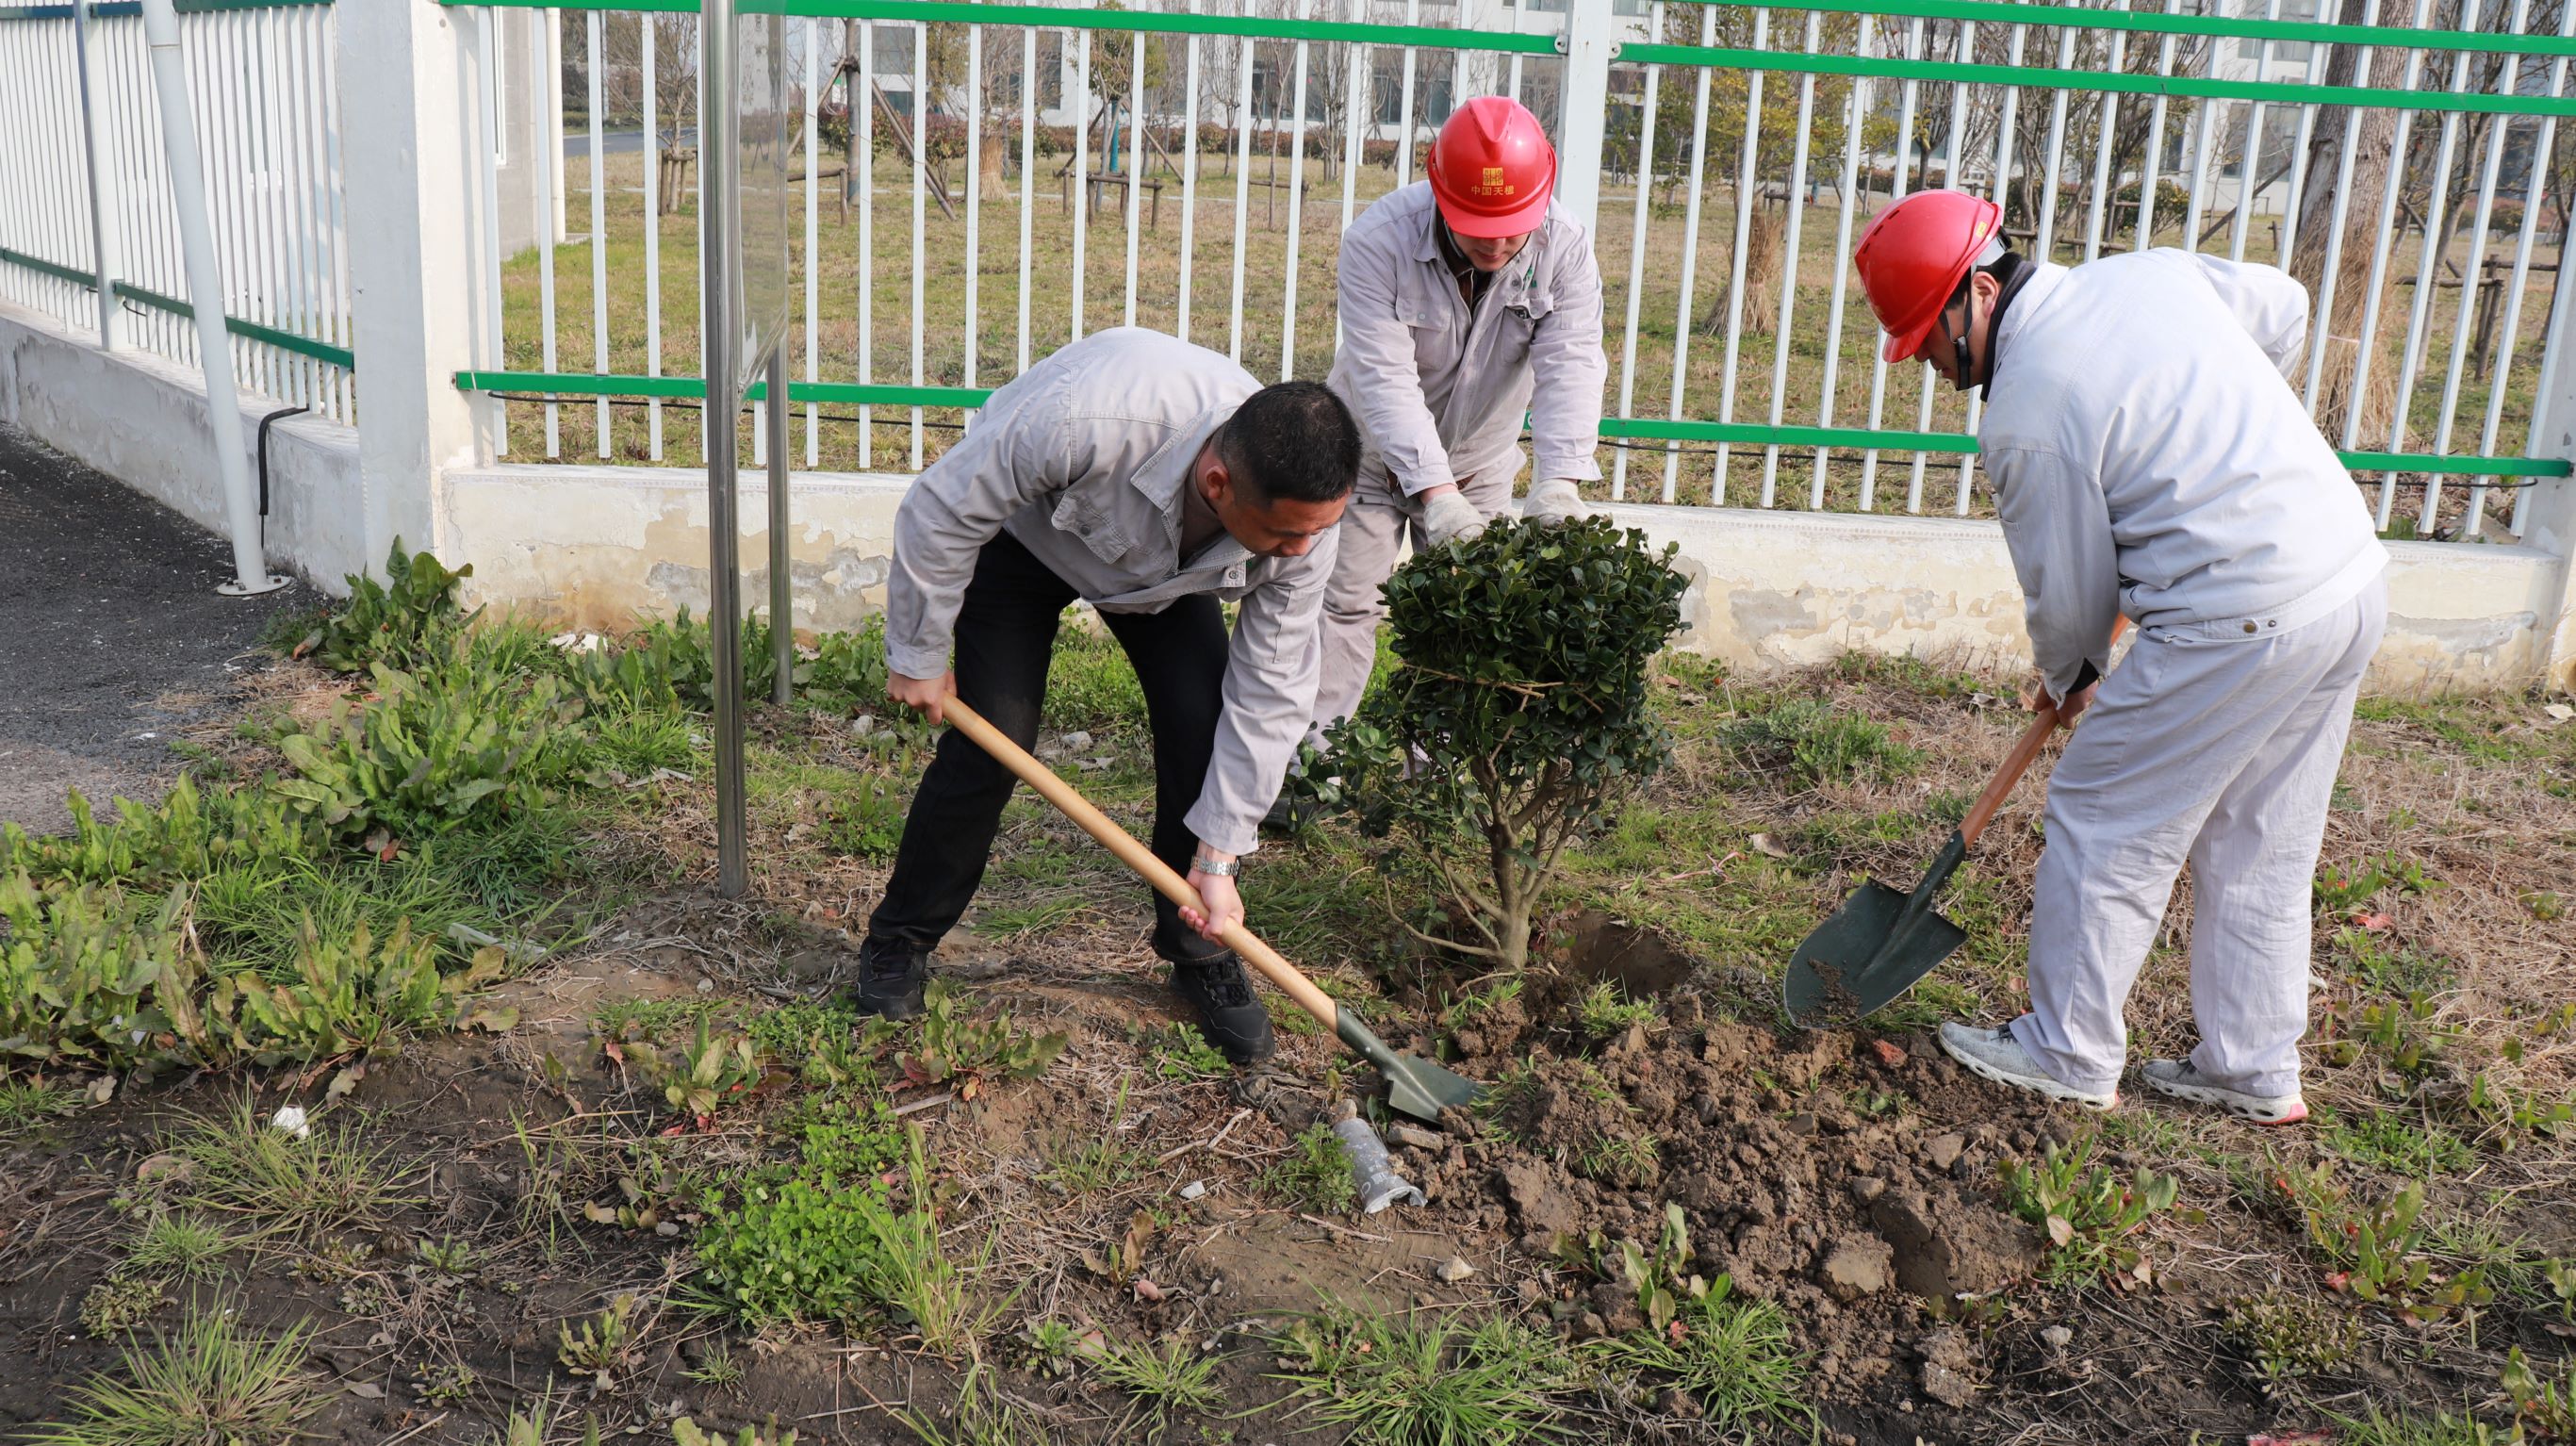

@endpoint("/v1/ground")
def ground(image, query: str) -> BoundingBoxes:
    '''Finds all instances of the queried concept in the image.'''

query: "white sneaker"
[1938,1022,2118,1110]
[2141,1060,2307,1126]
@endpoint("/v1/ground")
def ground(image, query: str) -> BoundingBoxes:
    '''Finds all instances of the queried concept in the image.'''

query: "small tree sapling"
[1304,517,1689,972]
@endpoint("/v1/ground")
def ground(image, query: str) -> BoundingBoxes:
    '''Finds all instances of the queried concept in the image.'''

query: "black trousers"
[869,531,1231,964]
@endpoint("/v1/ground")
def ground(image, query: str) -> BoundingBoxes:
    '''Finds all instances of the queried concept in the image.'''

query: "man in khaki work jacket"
[858,327,1364,1066]
[1294,95,1609,797]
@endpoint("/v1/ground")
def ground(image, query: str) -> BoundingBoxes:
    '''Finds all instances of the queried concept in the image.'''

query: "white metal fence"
[0,0,353,422]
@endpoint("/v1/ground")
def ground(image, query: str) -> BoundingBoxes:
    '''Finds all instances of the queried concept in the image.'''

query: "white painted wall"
[440,458,2570,696]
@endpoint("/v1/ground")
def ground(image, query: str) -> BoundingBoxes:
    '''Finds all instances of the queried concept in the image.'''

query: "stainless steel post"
[703,0,747,897]
[72,0,121,351]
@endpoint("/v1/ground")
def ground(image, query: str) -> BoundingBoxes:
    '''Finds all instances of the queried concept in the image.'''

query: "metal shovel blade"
[1337,1007,1484,1122]
[1783,878,1969,1027]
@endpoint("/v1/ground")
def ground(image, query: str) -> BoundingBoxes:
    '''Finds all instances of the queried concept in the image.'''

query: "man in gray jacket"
[1300,96,1609,777]
[860,327,1363,1064]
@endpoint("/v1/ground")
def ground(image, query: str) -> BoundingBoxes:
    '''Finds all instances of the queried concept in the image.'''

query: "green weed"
[1577,1133,1662,1191]
[1724,699,1922,786]
[557,1294,643,1389]
[2322,1108,2475,1177]
[2504,1345,2576,1438]
[2222,1290,2358,1388]
[294,541,473,674]
[168,1099,424,1239]
[745,998,878,1092]
[124,1214,238,1283]
[681,1342,745,1391]
[23,1308,320,1446]
[1572,980,1656,1038]
[672,1416,798,1446]
[0,778,318,893]
[1041,1082,1151,1195]
[2327,1404,2515,1446]
[1093,1337,1225,1435]
[887,983,1067,1095]
[822,775,909,861]
[1041,619,1149,733]
[1138,1019,1231,1081]
[1998,1136,2184,1289]
[1584,1203,1709,1334]
[0,1074,82,1135]
[1257,1125,1358,1216]
[77,1277,167,1338]
[2330,928,2457,996]
[1271,1307,1584,1446]
[2281,1162,2493,1325]
[896,1363,1046,1446]
[621,1015,766,1122]
[2313,850,2444,914]
[1590,1278,1813,1437]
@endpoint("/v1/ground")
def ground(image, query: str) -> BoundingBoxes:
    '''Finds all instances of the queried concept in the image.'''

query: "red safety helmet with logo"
[1853,189,2003,363]
[1426,96,1557,238]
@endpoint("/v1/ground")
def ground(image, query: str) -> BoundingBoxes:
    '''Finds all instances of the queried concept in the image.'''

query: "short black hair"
[1214,380,1361,505]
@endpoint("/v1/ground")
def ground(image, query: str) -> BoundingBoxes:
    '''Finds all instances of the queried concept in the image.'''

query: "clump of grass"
[124,1214,238,1283]
[1093,1337,1225,1436]
[1138,1019,1231,1081]
[1590,1280,1813,1436]
[168,1099,423,1240]
[1272,1308,1585,1446]
[0,1075,82,1135]
[1572,980,1655,1038]
[1723,699,1921,786]
[1577,1133,1663,1191]
[24,1308,320,1446]
[897,1363,1047,1446]
[1255,1125,1357,1216]
[2321,1107,2474,1177]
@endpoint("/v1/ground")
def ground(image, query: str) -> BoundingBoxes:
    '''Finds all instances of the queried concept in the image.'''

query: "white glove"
[1520,477,1595,527]
[1419,489,1490,547]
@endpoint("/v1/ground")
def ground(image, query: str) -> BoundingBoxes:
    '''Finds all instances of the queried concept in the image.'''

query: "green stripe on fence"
[434,0,1558,52]
[451,371,2571,479]
[1618,43,2576,117]
[0,248,353,368]
[1711,0,2576,60]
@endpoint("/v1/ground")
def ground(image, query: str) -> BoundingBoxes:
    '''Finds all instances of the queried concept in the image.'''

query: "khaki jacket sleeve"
[1184,533,1338,857]
[1987,442,2122,701]
[883,386,1068,680]
[1529,224,1609,484]
[2187,253,2310,378]
[1337,223,1458,498]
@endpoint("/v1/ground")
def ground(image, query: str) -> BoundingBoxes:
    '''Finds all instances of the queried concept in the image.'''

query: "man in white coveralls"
[1288,94,1609,817]
[1853,189,2388,1125]
[859,328,1363,1068]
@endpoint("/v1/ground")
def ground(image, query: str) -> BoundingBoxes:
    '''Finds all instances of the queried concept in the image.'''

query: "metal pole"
[140,0,286,598]
[767,341,792,707]
[703,0,747,898]
[72,0,122,351]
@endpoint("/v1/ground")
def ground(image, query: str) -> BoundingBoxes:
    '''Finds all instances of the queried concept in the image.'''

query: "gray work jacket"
[883,327,1337,857]
[1325,180,1608,504]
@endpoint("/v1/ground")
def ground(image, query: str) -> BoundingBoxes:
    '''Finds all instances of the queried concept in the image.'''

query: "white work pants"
[1305,467,1518,749]
[2010,576,2387,1099]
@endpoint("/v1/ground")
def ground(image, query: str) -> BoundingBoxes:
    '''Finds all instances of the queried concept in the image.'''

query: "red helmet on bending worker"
[1426,97,1556,238]
[1854,189,2003,363]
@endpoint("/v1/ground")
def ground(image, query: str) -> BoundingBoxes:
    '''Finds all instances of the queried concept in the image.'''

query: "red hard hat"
[1854,189,2003,363]
[1426,96,1556,238]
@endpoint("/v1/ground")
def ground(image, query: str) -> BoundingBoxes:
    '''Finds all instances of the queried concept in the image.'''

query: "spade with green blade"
[939,698,1483,1122]
[1783,645,2114,1027]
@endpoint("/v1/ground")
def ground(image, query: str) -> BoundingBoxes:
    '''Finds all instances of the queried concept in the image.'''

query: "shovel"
[938,698,1485,1123]
[1782,626,2125,1027]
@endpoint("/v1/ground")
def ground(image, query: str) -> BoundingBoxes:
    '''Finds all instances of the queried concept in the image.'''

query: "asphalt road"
[0,423,321,836]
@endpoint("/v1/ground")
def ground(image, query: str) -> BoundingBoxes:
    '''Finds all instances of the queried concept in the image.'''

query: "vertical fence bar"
[1759,11,1822,507]
[2429,0,2535,534]
[535,8,561,458]
[1227,27,1253,361]
[2230,0,2288,262]
[2178,1,2226,254]
[2340,0,2436,522]
[1916,14,1977,514]
[1811,14,1876,509]
[1712,7,1769,505]
[2386,0,2488,528]
[1282,1,1313,381]
[1123,14,1145,329]
[858,20,876,467]
[1662,2,1715,503]
[1610,9,1662,502]
[2084,0,2133,261]
[2477,5,2575,536]
[73,0,122,349]
[1337,0,1367,356]
[807,19,823,463]
[963,22,980,432]
[909,21,927,467]
[1017,25,1034,375]
[1072,27,1090,342]
[1861,13,1927,508]
[1397,0,1419,186]
[2131,0,2182,251]
[586,10,607,454]
[281,5,315,406]
[1177,1,1202,342]
[477,7,507,453]
[643,18,665,458]
[2299,0,2388,412]
[322,4,353,417]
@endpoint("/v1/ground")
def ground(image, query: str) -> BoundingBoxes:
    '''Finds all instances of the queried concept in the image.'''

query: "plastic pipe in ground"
[139,0,287,598]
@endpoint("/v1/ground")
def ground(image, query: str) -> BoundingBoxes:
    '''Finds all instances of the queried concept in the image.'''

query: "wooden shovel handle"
[1957,618,2132,847]
[937,697,1340,1028]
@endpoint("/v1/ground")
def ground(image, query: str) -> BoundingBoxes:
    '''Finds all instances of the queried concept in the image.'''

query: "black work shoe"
[1168,953,1275,1065]
[1259,792,1314,838]
[851,937,929,1020]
